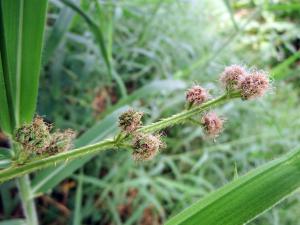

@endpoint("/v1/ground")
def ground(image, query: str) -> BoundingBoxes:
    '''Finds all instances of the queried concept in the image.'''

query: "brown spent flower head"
[47,129,76,155]
[201,112,224,138]
[240,70,269,100]
[15,116,52,154]
[220,65,247,91]
[132,133,165,161]
[119,109,144,133]
[186,85,208,105]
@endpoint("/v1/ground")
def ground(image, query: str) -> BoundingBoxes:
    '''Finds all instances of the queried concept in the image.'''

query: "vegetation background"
[1,0,300,224]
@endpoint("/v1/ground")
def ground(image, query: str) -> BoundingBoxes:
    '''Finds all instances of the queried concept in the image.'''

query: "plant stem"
[0,93,240,183]
[17,175,39,225]
[60,0,127,97]
[0,139,116,183]
[13,142,39,224]
[138,93,237,133]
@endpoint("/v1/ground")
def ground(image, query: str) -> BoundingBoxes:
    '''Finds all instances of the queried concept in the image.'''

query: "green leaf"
[0,52,13,134]
[73,170,83,225]
[60,0,127,97]
[0,219,26,225]
[43,0,79,64]
[266,3,300,11]
[165,147,300,225]
[0,0,48,129]
[271,51,300,80]
[103,79,186,116]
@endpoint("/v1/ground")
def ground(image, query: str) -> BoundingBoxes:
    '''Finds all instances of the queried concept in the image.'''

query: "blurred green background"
[2,0,300,224]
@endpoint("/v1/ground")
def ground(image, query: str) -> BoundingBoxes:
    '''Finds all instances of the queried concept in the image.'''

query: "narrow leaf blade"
[20,0,48,124]
[165,148,300,225]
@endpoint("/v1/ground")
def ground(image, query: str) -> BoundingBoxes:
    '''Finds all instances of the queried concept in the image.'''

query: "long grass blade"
[0,0,48,127]
[0,52,13,134]
[165,147,300,225]
[60,0,127,97]
[43,0,79,64]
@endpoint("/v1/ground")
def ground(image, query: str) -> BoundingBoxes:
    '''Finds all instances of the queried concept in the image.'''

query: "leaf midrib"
[15,0,24,127]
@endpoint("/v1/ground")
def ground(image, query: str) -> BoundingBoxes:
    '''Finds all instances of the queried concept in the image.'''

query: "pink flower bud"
[186,85,208,105]
[119,109,144,133]
[132,133,165,161]
[240,70,269,100]
[220,65,247,91]
[201,112,224,138]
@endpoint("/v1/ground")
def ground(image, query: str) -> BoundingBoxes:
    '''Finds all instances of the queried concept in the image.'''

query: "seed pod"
[15,116,51,154]
[201,112,224,138]
[47,129,76,155]
[186,85,208,105]
[119,109,143,133]
[240,70,269,100]
[132,133,165,161]
[220,65,247,91]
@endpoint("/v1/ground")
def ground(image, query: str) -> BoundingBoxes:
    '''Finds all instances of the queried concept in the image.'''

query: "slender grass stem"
[60,0,127,97]
[0,139,116,183]
[0,92,240,183]
[14,143,39,225]
[17,175,39,225]
[138,93,238,133]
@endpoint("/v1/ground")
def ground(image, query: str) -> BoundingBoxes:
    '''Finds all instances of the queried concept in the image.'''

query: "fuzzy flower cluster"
[119,109,165,161]
[118,65,270,159]
[185,65,270,138]
[201,112,224,138]
[220,65,270,100]
[186,85,209,105]
[15,117,76,158]
[132,133,165,161]
[119,109,143,133]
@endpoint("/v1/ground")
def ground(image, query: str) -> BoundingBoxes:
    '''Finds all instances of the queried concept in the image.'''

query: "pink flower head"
[201,112,224,138]
[132,133,165,161]
[220,65,247,91]
[240,70,269,100]
[186,85,208,105]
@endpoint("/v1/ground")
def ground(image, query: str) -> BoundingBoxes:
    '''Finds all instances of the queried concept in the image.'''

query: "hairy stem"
[0,139,116,183]
[17,175,39,225]
[13,142,39,225]
[138,92,238,133]
[0,92,240,183]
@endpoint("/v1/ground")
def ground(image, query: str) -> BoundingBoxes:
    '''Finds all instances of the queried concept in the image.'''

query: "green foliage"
[1,0,300,224]
[166,147,300,225]
[0,0,48,133]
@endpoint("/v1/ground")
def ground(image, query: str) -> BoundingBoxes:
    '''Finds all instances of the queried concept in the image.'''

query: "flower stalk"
[17,175,39,225]
[0,92,240,183]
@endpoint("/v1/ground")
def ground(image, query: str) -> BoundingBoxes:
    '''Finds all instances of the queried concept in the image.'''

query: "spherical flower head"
[240,70,269,100]
[201,112,224,138]
[220,65,247,91]
[47,129,76,155]
[186,85,208,105]
[15,116,51,154]
[119,109,143,133]
[132,133,165,161]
